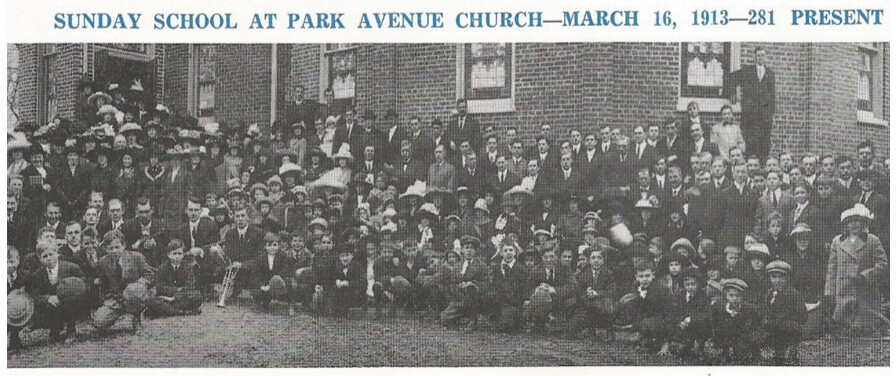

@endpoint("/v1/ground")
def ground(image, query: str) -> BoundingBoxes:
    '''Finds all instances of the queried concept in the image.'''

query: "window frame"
[187,44,216,125]
[456,43,516,114]
[676,42,741,113]
[857,43,887,127]
[319,44,358,108]
[38,44,60,124]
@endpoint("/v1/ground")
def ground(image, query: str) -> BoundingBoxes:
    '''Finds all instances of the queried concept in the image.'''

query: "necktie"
[502,263,510,277]
[459,116,464,129]
[190,225,197,247]
[769,290,777,305]
[343,268,348,277]
[794,205,803,224]
[499,172,504,183]
[239,232,245,241]
[637,144,642,159]
[861,192,869,205]
[772,192,778,208]
[548,269,554,282]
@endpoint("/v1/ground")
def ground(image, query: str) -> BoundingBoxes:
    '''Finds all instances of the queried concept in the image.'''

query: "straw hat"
[841,203,873,223]
[7,289,34,328]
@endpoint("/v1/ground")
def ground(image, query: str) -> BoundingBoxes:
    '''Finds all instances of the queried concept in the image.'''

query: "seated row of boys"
[9,221,808,365]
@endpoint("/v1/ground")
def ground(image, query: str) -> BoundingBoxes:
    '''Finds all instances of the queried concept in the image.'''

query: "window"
[97,44,149,54]
[198,45,216,120]
[456,43,515,114]
[677,42,740,112]
[324,44,356,109]
[40,44,59,124]
[857,43,886,126]
[8,44,20,126]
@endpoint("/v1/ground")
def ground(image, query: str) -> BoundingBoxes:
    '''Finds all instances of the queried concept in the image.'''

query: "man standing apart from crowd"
[729,46,776,160]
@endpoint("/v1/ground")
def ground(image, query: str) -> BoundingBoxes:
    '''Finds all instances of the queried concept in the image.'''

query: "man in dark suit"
[487,156,522,196]
[121,198,169,267]
[687,122,720,157]
[661,165,689,217]
[718,163,760,248]
[408,117,435,166]
[602,136,638,190]
[577,133,603,177]
[556,152,585,201]
[506,140,528,179]
[730,46,776,160]
[354,144,383,180]
[96,199,127,238]
[7,193,32,252]
[855,170,889,242]
[354,110,384,158]
[658,117,688,165]
[855,141,889,198]
[26,243,86,342]
[171,198,219,252]
[382,110,407,166]
[754,170,796,236]
[446,99,481,156]
[20,147,58,222]
[333,108,359,156]
[281,84,320,134]
[596,126,615,159]
[632,126,659,172]
[57,147,92,220]
[458,152,487,193]
[393,140,428,192]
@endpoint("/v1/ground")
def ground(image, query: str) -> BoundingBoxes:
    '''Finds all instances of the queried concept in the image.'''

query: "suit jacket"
[447,114,481,152]
[657,135,687,165]
[576,148,603,177]
[458,258,489,284]
[155,262,199,297]
[393,157,428,191]
[555,168,585,199]
[252,251,294,288]
[171,218,220,251]
[486,169,522,196]
[855,191,889,238]
[529,265,577,302]
[754,190,796,235]
[629,282,674,322]
[574,267,616,305]
[718,183,759,248]
[458,165,487,192]
[382,126,408,164]
[490,261,529,306]
[688,139,720,157]
[221,224,265,263]
[96,251,154,299]
[26,261,85,305]
[602,152,638,188]
[672,289,711,324]
[57,162,92,211]
[506,156,528,180]
[354,158,383,178]
[20,165,58,212]
[326,260,365,294]
[762,285,807,334]
[428,161,457,192]
[632,142,659,171]
[408,131,436,164]
[731,64,776,118]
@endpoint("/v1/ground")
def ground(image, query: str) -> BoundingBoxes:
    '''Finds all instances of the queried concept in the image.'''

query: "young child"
[567,246,617,341]
[720,246,750,281]
[147,240,202,317]
[763,213,791,260]
[26,242,87,342]
[8,247,27,351]
[488,243,529,333]
[663,253,687,296]
[711,278,763,364]
[743,243,772,303]
[326,245,364,316]
[252,232,293,314]
[95,230,154,333]
[623,260,674,355]
[762,261,808,365]
[671,267,711,359]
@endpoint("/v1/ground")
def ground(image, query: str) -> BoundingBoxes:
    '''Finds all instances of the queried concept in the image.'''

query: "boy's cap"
[706,280,724,294]
[790,222,813,236]
[722,278,749,292]
[460,235,480,246]
[765,260,792,275]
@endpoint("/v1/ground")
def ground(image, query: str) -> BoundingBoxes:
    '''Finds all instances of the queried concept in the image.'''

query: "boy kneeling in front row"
[146,240,203,317]
[26,242,87,343]
[252,232,295,315]
[761,260,807,365]
[620,260,674,355]
[711,278,763,364]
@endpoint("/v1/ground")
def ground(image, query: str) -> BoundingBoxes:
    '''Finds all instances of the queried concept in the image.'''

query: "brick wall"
[214,44,273,126]
[163,44,190,115]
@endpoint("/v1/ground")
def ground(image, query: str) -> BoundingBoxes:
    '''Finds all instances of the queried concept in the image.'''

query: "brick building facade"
[10,43,890,159]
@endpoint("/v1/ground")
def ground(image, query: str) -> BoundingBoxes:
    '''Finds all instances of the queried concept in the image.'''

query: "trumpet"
[217,264,238,308]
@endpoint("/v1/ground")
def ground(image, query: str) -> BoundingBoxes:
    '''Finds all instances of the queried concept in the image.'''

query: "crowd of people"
[5,76,890,366]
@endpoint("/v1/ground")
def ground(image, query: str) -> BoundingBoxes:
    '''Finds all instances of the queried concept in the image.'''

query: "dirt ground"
[7,300,890,367]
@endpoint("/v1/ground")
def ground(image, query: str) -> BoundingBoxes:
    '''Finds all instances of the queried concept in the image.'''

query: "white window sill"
[677,97,741,113]
[857,110,888,126]
[467,98,515,114]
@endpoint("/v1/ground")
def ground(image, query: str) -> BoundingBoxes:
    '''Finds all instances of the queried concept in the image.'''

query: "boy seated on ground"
[711,278,763,364]
[620,260,674,355]
[524,246,576,333]
[27,241,87,343]
[566,246,616,341]
[95,230,154,333]
[762,260,808,365]
[8,247,26,351]
[252,232,294,315]
[147,239,202,317]
[486,243,529,333]
[671,267,712,359]
[441,236,488,329]
[324,245,364,316]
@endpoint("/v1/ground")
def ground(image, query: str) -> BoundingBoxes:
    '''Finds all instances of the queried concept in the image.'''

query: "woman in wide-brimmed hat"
[8,138,32,176]
[329,143,354,187]
[823,203,888,336]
